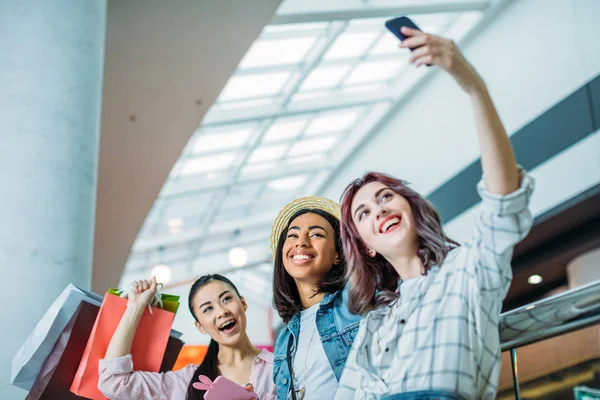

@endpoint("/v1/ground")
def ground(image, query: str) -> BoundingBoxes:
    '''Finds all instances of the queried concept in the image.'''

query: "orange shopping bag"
[70,292,175,399]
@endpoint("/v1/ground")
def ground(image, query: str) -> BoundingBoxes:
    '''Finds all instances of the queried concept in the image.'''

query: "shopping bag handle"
[119,282,164,314]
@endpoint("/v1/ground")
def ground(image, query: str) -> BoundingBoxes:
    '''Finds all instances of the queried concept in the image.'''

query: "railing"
[499,280,600,399]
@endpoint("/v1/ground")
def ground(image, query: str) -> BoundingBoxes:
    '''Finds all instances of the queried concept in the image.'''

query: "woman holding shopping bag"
[98,274,277,400]
[334,26,534,400]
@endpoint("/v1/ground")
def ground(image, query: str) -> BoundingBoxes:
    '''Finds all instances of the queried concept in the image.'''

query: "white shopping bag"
[11,284,102,391]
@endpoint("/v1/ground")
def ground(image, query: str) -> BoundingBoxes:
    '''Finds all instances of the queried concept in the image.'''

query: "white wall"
[323,0,600,244]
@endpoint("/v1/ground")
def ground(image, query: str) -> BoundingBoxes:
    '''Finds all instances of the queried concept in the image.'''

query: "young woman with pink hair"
[334,27,534,400]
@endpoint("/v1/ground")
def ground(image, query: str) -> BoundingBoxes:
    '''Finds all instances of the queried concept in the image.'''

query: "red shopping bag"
[70,293,175,399]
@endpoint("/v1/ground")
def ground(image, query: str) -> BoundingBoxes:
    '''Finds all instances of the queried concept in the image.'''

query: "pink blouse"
[98,350,276,399]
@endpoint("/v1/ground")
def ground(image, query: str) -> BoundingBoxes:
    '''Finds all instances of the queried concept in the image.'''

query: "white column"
[0,1,106,397]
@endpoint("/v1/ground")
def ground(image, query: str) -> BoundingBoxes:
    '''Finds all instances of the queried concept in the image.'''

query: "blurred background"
[2,0,599,399]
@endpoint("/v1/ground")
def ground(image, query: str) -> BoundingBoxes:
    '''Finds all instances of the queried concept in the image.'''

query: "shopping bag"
[70,289,177,399]
[107,288,180,314]
[160,335,185,372]
[26,301,99,400]
[12,284,102,391]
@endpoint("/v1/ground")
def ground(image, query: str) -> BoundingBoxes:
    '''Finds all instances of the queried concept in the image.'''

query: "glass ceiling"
[122,3,487,298]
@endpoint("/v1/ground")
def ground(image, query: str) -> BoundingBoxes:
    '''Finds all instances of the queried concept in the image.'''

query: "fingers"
[150,275,157,290]
[132,279,152,293]
[413,54,436,67]
[409,45,434,63]
[400,34,429,50]
[400,26,422,37]
[244,383,254,392]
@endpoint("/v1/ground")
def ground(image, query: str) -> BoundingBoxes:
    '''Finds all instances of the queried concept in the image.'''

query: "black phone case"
[385,16,431,66]
[385,16,422,43]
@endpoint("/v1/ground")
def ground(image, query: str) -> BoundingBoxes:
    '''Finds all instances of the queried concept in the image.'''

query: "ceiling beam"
[132,212,276,253]
[162,160,335,199]
[202,90,392,127]
[270,1,490,25]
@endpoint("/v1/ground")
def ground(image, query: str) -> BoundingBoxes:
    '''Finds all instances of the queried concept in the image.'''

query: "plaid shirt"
[335,173,534,400]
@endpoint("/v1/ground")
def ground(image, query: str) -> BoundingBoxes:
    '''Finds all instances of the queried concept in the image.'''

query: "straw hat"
[269,196,341,260]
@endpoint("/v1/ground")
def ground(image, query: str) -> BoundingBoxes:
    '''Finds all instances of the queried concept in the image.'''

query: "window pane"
[288,136,338,157]
[241,162,278,176]
[240,37,318,68]
[305,109,362,136]
[267,175,309,191]
[248,144,289,164]
[344,60,405,85]
[323,31,380,60]
[193,127,253,154]
[263,118,309,143]
[299,65,351,91]
[181,152,237,175]
[219,71,292,101]
[370,33,403,56]
[285,153,327,165]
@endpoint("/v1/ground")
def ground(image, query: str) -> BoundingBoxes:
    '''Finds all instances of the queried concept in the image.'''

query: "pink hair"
[340,171,459,315]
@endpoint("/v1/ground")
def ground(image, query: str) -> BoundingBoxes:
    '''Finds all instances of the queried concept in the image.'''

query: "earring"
[369,249,376,257]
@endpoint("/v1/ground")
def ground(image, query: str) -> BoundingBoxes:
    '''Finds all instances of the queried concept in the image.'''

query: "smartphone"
[384,16,422,43]
[385,16,431,66]
[194,375,258,400]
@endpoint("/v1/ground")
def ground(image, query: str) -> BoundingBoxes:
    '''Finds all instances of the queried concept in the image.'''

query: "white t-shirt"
[292,302,338,400]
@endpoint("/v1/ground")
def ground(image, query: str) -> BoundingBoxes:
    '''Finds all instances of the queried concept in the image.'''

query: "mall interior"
[2,0,600,399]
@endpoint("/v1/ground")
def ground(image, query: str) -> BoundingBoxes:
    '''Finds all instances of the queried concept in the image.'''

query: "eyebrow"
[353,188,389,219]
[287,225,327,233]
[199,290,231,309]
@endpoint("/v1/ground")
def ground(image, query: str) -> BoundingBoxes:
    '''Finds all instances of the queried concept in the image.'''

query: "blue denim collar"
[286,289,341,331]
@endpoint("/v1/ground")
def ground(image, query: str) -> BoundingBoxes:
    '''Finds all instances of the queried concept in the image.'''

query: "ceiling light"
[229,247,248,268]
[152,264,172,285]
[528,274,543,285]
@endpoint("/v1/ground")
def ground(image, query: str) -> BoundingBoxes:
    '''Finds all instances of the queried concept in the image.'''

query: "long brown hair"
[340,172,459,315]
[272,209,347,324]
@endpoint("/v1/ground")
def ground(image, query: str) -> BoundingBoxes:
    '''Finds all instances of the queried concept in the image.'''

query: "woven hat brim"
[270,196,341,260]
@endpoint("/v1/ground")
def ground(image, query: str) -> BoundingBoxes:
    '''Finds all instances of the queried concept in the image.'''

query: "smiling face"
[281,212,339,283]
[190,280,248,346]
[350,181,419,258]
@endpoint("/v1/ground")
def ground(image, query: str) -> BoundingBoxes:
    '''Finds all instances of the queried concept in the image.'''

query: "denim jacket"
[273,287,362,400]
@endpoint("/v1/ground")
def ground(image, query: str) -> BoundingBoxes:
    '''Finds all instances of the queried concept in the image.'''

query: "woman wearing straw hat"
[271,197,362,400]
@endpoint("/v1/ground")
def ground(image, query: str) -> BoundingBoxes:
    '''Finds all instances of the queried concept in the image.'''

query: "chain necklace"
[294,322,317,400]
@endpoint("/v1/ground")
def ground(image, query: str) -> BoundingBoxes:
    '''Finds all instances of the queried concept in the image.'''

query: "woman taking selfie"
[334,26,534,400]
[271,197,362,400]
[98,274,277,399]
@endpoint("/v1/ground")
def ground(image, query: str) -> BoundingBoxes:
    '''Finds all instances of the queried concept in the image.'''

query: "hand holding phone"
[385,16,422,43]
[385,16,432,66]
[193,375,258,400]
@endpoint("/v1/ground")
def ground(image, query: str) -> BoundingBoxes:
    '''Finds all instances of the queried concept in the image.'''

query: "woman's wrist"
[125,303,146,320]
[465,73,487,97]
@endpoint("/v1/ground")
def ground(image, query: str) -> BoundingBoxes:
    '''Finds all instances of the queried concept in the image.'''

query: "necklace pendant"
[296,387,306,400]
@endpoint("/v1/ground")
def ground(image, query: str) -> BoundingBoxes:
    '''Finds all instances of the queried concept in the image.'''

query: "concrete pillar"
[0,1,106,397]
